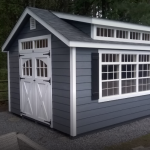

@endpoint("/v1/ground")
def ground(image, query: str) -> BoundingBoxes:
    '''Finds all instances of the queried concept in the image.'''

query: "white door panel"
[35,80,51,123]
[20,79,34,118]
[19,52,52,126]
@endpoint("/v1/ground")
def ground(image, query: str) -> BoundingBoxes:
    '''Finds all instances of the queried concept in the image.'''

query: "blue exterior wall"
[76,48,150,135]
[8,17,70,135]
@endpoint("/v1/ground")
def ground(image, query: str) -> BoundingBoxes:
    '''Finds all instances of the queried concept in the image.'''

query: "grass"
[104,133,150,150]
[0,69,8,101]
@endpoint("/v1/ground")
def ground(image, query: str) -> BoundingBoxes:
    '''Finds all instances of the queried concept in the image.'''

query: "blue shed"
[2,7,150,137]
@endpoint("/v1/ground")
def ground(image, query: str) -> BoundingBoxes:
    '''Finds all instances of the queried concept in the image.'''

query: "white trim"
[53,11,150,32]
[2,8,69,52]
[69,41,150,50]
[18,35,51,54]
[70,47,76,137]
[98,50,150,103]
[93,25,150,45]
[3,8,150,51]
[7,52,11,112]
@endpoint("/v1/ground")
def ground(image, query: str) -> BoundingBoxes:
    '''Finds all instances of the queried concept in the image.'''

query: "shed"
[2,7,150,137]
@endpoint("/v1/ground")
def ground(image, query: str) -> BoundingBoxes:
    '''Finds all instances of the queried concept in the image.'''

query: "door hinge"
[43,78,51,84]
[19,54,24,57]
[44,120,51,125]
[43,51,50,57]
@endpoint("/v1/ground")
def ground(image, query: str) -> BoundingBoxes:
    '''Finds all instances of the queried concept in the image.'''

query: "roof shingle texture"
[28,7,95,42]
[28,7,150,46]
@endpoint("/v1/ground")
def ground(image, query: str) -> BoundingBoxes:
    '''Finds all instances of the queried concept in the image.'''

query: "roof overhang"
[2,7,150,52]
[2,7,70,52]
[69,41,150,51]
[53,12,150,32]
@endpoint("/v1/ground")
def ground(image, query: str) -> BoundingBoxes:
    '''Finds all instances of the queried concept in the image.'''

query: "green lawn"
[0,69,8,101]
[104,133,150,150]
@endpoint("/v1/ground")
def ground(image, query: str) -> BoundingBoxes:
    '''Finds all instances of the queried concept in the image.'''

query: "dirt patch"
[0,101,8,112]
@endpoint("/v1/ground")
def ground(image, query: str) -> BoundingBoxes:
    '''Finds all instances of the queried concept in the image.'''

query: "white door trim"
[19,50,53,127]
[70,47,77,136]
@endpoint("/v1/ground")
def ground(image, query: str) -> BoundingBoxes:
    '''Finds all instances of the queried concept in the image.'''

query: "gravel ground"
[1,112,150,150]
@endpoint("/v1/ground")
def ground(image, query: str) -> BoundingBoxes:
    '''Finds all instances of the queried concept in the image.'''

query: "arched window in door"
[23,59,32,76]
[36,59,48,77]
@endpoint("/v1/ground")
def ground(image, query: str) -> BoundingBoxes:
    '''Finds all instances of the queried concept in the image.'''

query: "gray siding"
[63,20,91,37]
[76,48,150,135]
[8,17,71,135]
[9,18,50,115]
[51,35,70,135]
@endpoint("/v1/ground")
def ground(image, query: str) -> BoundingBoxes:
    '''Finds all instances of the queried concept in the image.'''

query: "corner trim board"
[70,47,77,136]
[7,52,11,112]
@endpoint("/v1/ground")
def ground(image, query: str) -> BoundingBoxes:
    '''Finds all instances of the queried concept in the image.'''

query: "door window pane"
[36,59,48,77]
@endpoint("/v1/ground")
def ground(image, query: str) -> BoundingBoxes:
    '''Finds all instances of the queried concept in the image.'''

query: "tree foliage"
[1,0,150,69]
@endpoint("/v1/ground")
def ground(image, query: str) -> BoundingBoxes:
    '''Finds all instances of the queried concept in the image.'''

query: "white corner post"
[7,52,11,112]
[70,47,77,137]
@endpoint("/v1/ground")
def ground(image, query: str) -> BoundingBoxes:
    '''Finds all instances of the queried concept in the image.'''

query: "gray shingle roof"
[28,7,150,46]
[28,7,96,43]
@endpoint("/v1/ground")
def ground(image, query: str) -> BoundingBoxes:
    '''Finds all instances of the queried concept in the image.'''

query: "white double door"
[19,53,52,125]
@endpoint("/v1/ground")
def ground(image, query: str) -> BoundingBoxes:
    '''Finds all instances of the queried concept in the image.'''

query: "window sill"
[98,91,150,103]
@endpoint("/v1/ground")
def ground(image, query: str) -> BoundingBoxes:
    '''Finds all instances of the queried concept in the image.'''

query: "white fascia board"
[53,12,150,32]
[69,41,150,51]
[2,8,70,51]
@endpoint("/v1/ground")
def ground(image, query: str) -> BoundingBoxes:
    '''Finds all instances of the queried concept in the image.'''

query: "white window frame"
[98,50,150,103]
[92,25,150,44]
[18,35,51,54]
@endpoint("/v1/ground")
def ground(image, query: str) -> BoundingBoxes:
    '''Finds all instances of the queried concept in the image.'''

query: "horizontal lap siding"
[9,18,50,115]
[9,49,20,114]
[76,48,150,135]
[52,35,70,135]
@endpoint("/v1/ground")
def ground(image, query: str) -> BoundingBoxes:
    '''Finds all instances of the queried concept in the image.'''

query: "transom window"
[142,33,150,41]
[130,32,140,40]
[97,27,114,37]
[35,39,48,48]
[99,51,150,102]
[22,41,33,50]
[95,26,150,43]
[116,30,128,39]
[20,36,49,51]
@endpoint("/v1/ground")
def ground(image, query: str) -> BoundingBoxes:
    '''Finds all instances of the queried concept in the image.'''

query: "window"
[22,41,33,50]
[35,39,48,48]
[99,51,150,102]
[130,32,140,40]
[36,59,48,77]
[139,55,150,92]
[23,59,32,76]
[116,30,128,39]
[94,26,150,43]
[142,33,150,41]
[97,27,114,37]
[20,35,50,51]
[121,54,136,94]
